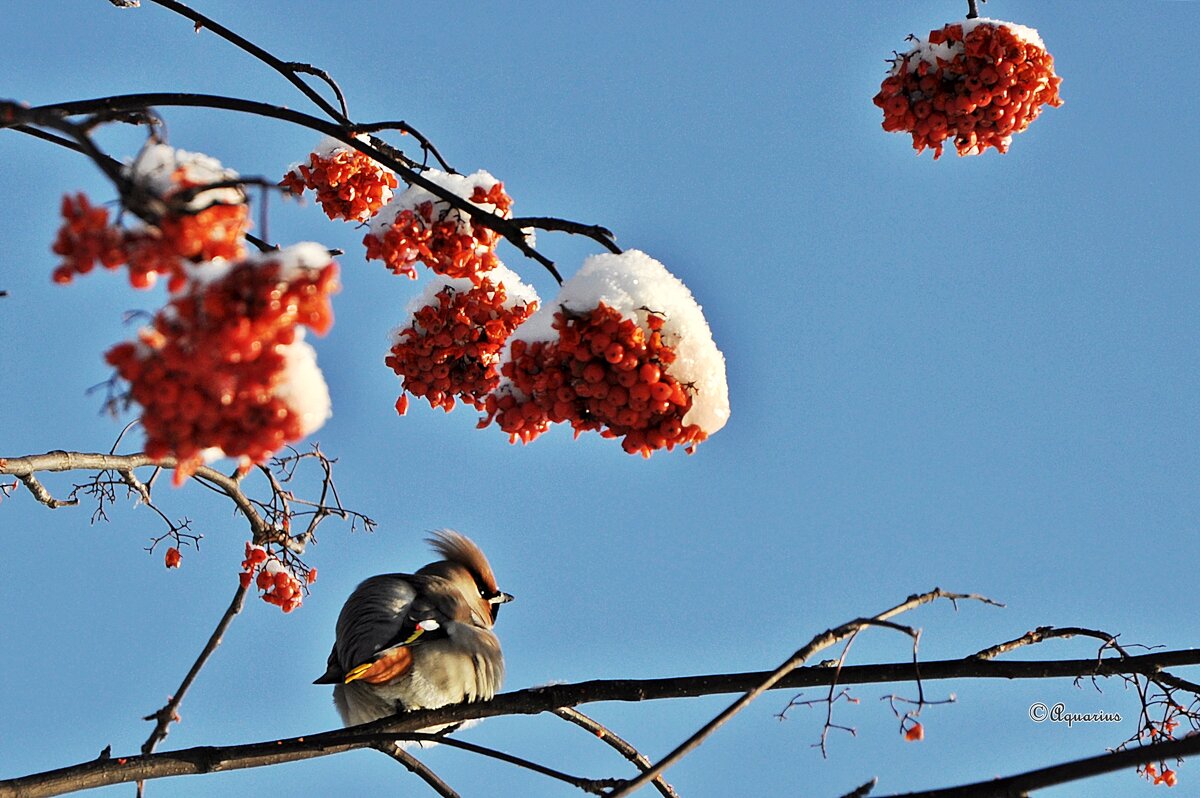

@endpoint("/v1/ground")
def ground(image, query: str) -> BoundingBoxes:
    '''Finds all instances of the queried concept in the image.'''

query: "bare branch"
[870,733,1200,797]
[139,0,351,123]
[1,451,269,538]
[607,589,1000,797]
[139,584,249,757]
[553,708,680,798]
[15,472,79,509]
[1,645,1198,797]
[372,744,460,798]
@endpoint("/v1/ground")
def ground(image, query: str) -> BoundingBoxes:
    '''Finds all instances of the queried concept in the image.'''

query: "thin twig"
[136,584,249,797]
[553,708,680,798]
[870,732,1200,797]
[0,451,269,538]
[606,589,999,797]
[141,0,351,123]
[371,744,460,798]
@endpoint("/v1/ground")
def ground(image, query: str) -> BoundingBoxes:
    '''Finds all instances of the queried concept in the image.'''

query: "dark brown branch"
[554,709,679,798]
[372,744,460,798]
[393,734,619,794]
[2,648,1199,798]
[509,216,622,254]
[140,0,351,123]
[871,732,1200,797]
[8,93,574,282]
[7,119,274,254]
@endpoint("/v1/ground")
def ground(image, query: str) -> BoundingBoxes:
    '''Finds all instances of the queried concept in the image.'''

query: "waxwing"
[315,530,512,727]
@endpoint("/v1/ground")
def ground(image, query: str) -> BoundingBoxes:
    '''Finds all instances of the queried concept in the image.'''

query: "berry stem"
[966,0,984,19]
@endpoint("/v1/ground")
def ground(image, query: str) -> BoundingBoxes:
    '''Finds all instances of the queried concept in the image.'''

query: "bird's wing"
[313,574,453,685]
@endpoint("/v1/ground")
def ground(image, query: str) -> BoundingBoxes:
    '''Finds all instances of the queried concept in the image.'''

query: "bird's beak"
[488,591,514,605]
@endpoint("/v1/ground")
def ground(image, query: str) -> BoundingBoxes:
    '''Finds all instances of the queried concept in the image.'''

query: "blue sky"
[1,2,1197,796]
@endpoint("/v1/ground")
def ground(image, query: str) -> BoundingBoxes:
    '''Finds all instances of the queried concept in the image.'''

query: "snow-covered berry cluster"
[387,265,538,414]
[52,145,252,291]
[483,251,729,457]
[239,543,315,613]
[282,136,398,222]
[104,243,337,482]
[364,169,512,281]
[874,19,1063,158]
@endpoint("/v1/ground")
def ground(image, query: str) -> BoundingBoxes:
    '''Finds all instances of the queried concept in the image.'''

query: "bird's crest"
[426,529,499,594]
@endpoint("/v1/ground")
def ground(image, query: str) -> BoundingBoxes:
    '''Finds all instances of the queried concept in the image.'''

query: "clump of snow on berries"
[511,250,729,433]
[364,169,513,281]
[282,135,398,222]
[127,143,245,210]
[274,333,332,437]
[487,250,729,456]
[873,18,1063,158]
[387,264,538,414]
[104,243,338,482]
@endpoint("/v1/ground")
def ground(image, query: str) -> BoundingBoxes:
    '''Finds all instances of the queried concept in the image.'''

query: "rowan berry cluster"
[238,543,315,613]
[364,170,512,281]
[104,245,338,481]
[51,148,251,291]
[164,546,182,569]
[485,303,707,457]
[50,194,126,284]
[874,19,1063,158]
[282,137,398,222]
[387,274,538,414]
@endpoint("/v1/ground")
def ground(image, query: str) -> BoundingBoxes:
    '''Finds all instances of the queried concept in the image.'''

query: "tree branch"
[137,0,351,123]
[1,451,269,539]
[371,744,460,798]
[3,648,1198,798]
[3,93,627,282]
[554,708,680,798]
[871,732,1200,797]
[139,583,249,756]
[607,589,1000,797]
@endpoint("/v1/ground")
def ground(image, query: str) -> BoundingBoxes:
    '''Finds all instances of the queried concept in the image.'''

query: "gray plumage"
[315,530,510,728]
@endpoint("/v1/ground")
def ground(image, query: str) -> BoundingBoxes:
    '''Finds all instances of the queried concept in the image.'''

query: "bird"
[314,530,512,729]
